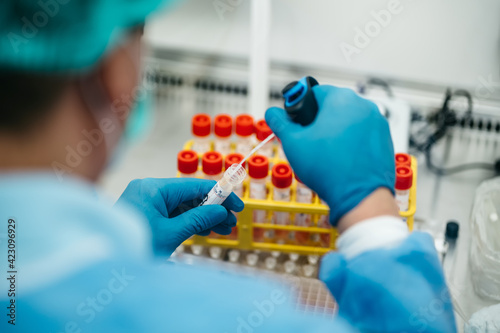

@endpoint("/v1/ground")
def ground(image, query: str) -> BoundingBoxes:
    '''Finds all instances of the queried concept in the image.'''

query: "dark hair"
[0,68,70,133]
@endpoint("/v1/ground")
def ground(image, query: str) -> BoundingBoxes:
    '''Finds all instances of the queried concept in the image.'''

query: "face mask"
[107,84,154,169]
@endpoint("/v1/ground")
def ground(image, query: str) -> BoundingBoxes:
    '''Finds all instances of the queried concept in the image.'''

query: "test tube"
[294,174,313,245]
[395,165,413,213]
[199,163,247,206]
[318,200,331,248]
[395,153,411,167]
[201,151,224,253]
[272,163,293,244]
[202,151,223,181]
[214,114,233,155]
[235,114,254,156]
[224,153,246,198]
[191,113,211,154]
[248,155,269,242]
[177,150,199,178]
[254,119,274,159]
[224,153,246,240]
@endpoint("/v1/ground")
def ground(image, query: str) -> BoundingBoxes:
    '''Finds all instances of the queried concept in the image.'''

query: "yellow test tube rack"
[180,140,417,256]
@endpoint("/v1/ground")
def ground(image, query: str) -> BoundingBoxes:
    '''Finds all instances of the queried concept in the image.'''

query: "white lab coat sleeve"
[335,215,409,259]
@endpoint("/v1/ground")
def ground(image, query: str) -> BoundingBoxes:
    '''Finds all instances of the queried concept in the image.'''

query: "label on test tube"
[200,182,231,206]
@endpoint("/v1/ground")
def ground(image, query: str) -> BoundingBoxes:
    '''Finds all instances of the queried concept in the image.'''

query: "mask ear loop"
[78,70,125,166]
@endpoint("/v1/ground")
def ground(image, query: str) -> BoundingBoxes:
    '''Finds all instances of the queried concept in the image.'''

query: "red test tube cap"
[225,153,245,170]
[235,114,254,137]
[255,119,273,141]
[177,150,199,175]
[272,163,293,189]
[202,151,223,176]
[214,114,233,138]
[192,113,211,137]
[395,165,413,190]
[395,153,411,167]
[248,155,269,179]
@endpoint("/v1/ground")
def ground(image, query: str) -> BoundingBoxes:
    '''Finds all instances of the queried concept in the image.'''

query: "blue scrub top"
[0,173,356,333]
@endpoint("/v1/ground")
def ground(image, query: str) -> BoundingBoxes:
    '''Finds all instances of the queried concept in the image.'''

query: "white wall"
[146,0,500,92]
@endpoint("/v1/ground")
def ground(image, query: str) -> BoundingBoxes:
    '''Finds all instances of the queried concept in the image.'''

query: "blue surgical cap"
[0,0,173,72]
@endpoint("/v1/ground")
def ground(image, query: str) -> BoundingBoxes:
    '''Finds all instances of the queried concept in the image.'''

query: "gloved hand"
[117,178,244,256]
[320,232,457,333]
[265,85,395,226]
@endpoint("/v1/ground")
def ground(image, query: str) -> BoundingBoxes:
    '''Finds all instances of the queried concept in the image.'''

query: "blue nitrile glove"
[116,178,244,256]
[319,232,457,333]
[265,85,395,226]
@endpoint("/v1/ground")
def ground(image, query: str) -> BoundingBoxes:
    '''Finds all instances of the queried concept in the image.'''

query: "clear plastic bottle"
[294,174,313,245]
[191,113,212,154]
[254,119,274,159]
[395,165,412,213]
[272,163,293,244]
[248,155,269,242]
[202,151,223,181]
[235,114,254,157]
[177,150,199,178]
[214,114,233,155]
[199,163,247,206]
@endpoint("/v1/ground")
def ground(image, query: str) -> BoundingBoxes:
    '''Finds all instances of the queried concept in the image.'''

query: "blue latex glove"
[117,178,244,256]
[265,85,395,226]
[319,232,457,332]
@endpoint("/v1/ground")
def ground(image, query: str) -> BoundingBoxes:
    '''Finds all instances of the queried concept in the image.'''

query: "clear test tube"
[248,155,270,242]
[191,113,212,154]
[235,114,254,156]
[201,151,224,251]
[199,163,247,206]
[294,174,313,245]
[272,163,293,244]
[395,153,412,168]
[395,165,413,213]
[199,162,247,260]
[254,119,274,159]
[224,153,246,241]
[224,153,246,198]
[214,114,233,155]
[177,150,199,178]
[202,151,223,181]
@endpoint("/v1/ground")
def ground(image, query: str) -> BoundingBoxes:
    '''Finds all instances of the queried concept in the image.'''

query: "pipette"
[199,76,320,207]
[238,133,275,167]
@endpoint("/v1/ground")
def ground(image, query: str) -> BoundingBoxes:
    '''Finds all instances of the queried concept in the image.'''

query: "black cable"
[412,88,497,176]
[357,77,394,97]
[424,146,495,176]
